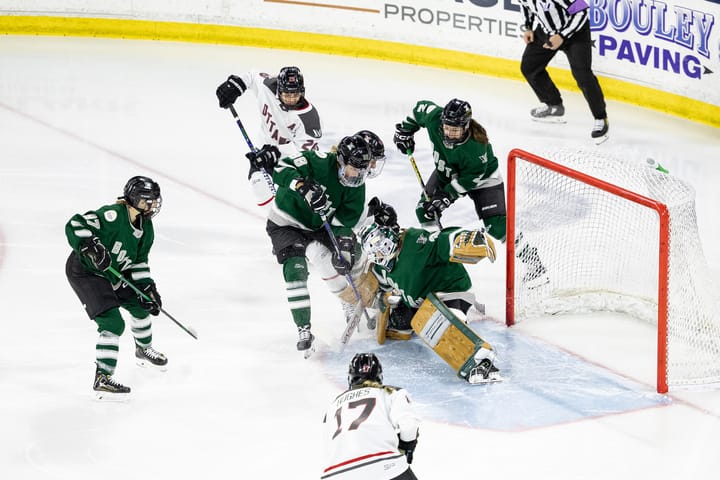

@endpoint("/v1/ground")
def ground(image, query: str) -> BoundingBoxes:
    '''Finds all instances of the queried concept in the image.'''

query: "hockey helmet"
[440,98,472,147]
[277,66,305,109]
[122,176,162,218]
[336,135,373,187]
[360,222,400,270]
[356,130,386,179]
[348,352,383,387]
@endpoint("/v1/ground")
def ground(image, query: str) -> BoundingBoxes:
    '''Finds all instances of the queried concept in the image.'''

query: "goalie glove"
[450,229,497,264]
[80,236,111,271]
[398,436,418,464]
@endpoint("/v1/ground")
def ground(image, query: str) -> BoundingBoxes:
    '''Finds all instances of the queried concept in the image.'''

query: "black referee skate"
[135,346,168,370]
[94,365,131,400]
[530,103,566,123]
[591,118,609,144]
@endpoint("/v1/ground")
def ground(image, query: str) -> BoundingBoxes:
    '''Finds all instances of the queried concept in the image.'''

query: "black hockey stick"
[227,104,276,195]
[407,150,443,229]
[107,266,198,340]
[319,214,374,349]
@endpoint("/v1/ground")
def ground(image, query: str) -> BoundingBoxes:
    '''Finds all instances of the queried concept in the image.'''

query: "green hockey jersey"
[271,150,366,237]
[371,227,472,308]
[399,100,499,200]
[65,203,155,287]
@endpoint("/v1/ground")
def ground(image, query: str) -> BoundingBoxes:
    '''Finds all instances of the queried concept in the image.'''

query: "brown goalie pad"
[449,230,496,264]
[411,292,494,380]
[338,269,379,305]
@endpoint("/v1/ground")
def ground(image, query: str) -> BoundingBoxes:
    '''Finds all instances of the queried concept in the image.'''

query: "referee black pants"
[520,22,607,120]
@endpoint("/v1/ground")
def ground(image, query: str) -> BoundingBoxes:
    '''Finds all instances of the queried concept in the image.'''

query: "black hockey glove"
[331,236,357,276]
[398,437,418,464]
[80,236,111,271]
[423,190,453,219]
[393,123,416,154]
[246,144,281,172]
[137,282,162,316]
[216,75,247,109]
[368,196,399,231]
[296,178,329,214]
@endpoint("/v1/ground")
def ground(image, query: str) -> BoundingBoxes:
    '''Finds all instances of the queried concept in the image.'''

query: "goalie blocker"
[411,292,501,384]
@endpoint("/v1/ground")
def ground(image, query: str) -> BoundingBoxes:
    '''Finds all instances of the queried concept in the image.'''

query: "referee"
[518,0,609,144]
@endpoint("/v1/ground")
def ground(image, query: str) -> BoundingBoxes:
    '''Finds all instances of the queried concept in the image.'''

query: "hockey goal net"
[506,148,720,393]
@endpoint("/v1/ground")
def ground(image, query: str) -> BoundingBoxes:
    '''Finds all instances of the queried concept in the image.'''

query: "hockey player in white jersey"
[216,66,322,208]
[322,353,420,480]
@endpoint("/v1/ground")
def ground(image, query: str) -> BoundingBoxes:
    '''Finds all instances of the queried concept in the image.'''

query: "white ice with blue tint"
[1,35,719,479]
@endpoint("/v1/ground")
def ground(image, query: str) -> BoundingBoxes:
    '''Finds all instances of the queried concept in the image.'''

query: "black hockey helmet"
[348,353,383,387]
[277,66,305,95]
[356,130,385,178]
[440,98,472,147]
[122,176,162,218]
[337,135,373,187]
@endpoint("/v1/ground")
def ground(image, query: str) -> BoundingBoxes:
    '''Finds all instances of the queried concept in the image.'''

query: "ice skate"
[135,346,168,371]
[297,325,315,359]
[591,118,609,144]
[522,262,550,289]
[94,366,131,401]
[530,104,566,123]
[467,359,503,384]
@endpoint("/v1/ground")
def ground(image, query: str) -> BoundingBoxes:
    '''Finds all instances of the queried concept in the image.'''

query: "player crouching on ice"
[359,197,502,384]
[65,176,168,400]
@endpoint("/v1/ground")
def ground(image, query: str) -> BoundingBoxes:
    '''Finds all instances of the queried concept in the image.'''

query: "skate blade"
[523,274,550,290]
[593,133,609,145]
[468,372,503,385]
[302,342,316,360]
[531,117,567,124]
[94,391,131,402]
[136,359,168,371]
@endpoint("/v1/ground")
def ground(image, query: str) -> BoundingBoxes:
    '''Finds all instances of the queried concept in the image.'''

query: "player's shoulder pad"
[262,75,278,94]
[298,106,322,139]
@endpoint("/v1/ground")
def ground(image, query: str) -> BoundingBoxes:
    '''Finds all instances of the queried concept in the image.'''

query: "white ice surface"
[1,36,719,479]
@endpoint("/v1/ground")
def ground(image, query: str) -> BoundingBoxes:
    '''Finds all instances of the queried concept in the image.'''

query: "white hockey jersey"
[236,70,322,209]
[321,382,420,480]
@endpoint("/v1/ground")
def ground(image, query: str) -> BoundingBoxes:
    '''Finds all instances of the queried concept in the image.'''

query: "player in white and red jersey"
[321,353,420,480]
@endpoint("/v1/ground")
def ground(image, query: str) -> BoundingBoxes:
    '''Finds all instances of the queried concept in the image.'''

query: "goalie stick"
[107,266,198,340]
[227,104,276,196]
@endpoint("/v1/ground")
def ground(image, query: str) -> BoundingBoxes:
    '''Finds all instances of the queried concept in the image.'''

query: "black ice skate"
[591,118,609,145]
[530,104,566,123]
[467,359,502,385]
[94,366,131,401]
[135,346,168,370]
[297,325,315,359]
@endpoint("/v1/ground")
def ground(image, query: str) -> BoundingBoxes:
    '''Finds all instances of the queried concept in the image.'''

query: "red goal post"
[505,148,719,394]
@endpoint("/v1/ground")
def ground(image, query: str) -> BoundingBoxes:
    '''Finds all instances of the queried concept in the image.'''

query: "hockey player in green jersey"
[394,98,548,287]
[65,176,167,399]
[360,198,502,383]
[266,133,375,355]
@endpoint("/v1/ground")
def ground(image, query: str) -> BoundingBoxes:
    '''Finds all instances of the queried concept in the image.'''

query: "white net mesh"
[511,147,720,388]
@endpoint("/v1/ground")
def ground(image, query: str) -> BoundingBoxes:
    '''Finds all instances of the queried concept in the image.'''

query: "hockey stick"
[319,213,374,350]
[406,150,443,229]
[107,266,198,340]
[227,104,276,195]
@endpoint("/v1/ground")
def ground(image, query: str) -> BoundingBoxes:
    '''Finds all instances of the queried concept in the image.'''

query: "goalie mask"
[360,223,400,270]
[356,130,386,179]
[348,353,383,387]
[440,98,472,148]
[122,176,162,218]
[277,66,305,110]
[336,135,373,187]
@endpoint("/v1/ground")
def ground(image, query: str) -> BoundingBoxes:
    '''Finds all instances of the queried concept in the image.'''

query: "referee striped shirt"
[518,0,589,39]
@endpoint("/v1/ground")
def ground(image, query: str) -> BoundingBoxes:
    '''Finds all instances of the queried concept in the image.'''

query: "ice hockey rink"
[1,35,719,479]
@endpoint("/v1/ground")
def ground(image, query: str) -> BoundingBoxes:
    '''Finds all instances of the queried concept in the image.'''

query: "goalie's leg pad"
[411,293,497,382]
[337,269,379,305]
[449,229,497,264]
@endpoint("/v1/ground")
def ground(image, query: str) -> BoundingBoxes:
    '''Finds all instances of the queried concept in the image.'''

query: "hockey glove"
[368,196,399,230]
[216,75,247,109]
[331,236,357,276]
[423,190,453,220]
[296,178,329,214]
[137,282,162,316]
[393,124,416,154]
[246,144,281,172]
[398,437,418,464]
[80,236,111,271]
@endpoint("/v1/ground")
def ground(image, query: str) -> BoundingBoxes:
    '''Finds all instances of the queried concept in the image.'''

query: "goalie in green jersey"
[360,198,502,384]
[266,133,377,356]
[65,176,167,399]
[394,98,549,288]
